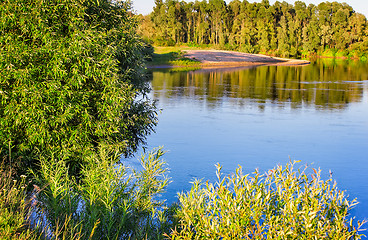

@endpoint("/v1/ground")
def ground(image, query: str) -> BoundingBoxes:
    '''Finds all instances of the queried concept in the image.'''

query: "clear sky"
[132,0,368,18]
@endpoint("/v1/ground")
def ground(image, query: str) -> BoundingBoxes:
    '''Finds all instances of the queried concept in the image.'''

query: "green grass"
[147,46,202,69]
[0,164,40,239]
[153,45,210,54]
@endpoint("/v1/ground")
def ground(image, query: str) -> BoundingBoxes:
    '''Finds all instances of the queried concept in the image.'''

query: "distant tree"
[142,0,368,57]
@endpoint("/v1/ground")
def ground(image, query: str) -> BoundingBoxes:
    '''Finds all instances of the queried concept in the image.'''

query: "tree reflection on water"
[150,59,368,110]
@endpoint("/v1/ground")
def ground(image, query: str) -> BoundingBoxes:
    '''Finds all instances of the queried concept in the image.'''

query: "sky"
[131,0,368,18]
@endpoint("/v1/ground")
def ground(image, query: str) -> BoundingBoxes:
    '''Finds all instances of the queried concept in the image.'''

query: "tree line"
[138,0,368,58]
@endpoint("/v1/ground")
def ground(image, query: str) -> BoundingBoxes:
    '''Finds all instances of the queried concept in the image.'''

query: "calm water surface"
[132,59,368,225]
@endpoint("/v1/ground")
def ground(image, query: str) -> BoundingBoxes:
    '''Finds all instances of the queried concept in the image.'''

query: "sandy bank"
[184,50,310,67]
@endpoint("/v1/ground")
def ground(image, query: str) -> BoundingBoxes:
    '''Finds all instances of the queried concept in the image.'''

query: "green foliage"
[0,0,157,175]
[142,42,155,62]
[335,50,349,58]
[140,0,368,58]
[170,161,366,239]
[32,147,173,239]
[2,154,366,239]
[148,50,201,68]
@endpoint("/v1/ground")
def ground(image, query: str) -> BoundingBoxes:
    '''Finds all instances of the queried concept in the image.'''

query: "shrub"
[320,48,336,58]
[0,0,157,175]
[171,161,366,239]
[335,50,349,58]
[32,147,173,239]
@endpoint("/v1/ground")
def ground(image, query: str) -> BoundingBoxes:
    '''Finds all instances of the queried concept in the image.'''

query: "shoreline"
[184,50,310,66]
[147,49,310,69]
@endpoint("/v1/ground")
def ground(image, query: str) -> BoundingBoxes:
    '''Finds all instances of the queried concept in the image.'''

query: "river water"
[132,59,368,227]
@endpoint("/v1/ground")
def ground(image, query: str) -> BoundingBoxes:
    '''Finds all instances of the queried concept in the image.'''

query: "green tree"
[208,0,227,46]
[0,0,157,174]
[277,15,290,56]
[145,0,368,58]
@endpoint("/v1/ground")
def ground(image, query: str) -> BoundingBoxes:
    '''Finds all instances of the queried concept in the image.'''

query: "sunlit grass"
[0,163,40,239]
[153,45,211,54]
[146,46,207,69]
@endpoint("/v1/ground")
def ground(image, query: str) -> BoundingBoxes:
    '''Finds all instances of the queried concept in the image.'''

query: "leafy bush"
[335,50,349,58]
[142,42,155,61]
[0,0,157,175]
[320,48,337,58]
[155,38,176,47]
[171,161,366,239]
[32,147,173,239]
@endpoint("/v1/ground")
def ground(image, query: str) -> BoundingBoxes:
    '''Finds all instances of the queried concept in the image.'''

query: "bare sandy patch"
[184,50,310,67]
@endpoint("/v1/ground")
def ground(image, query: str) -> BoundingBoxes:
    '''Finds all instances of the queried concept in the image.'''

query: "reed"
[0,162,38,239]
[32,147,172,240]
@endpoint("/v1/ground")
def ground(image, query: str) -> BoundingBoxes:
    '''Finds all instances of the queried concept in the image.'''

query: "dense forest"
[139,0,368,58]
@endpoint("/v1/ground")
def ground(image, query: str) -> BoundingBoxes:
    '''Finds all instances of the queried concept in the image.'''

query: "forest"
[139,0,368,58]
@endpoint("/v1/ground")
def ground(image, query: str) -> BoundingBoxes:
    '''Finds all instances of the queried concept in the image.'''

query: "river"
[131,59,368,229]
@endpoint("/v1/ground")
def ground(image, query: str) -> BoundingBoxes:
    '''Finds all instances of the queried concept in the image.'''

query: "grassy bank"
[146,46,202,71]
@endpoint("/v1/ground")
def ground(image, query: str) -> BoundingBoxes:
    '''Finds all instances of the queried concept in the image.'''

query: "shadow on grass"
[147,51,201,71]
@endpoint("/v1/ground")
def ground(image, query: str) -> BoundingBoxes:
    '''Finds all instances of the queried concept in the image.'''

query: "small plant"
[170,161,366,239]
[0,161,38,239]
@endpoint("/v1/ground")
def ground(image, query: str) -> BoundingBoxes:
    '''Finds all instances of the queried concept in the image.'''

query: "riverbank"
[184,49,310,67]
[147,47,310,70]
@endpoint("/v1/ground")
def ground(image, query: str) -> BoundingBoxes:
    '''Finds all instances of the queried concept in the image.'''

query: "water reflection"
[150,59,368,110]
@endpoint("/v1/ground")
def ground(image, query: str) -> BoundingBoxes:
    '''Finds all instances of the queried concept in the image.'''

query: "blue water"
[129,60,368,233]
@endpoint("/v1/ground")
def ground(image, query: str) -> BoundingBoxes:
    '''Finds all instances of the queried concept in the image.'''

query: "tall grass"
[31,147,173,239]
[170,161,366,239]
[1,155,366,239]
[0,161,38,239]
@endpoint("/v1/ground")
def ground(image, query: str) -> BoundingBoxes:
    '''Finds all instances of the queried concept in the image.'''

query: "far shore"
[184,50,310,67]
[147,49,310,69]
